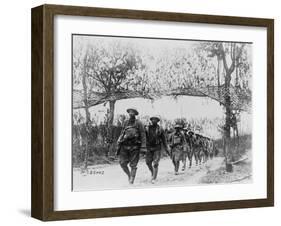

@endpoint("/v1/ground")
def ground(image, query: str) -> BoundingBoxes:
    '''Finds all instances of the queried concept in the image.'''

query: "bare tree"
[86,42,145,142]
[219,43,245,163]
[198,42,248,170]
[73,40,147,162]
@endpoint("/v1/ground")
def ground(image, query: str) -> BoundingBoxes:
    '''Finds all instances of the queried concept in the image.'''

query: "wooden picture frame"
[31,4,274,221]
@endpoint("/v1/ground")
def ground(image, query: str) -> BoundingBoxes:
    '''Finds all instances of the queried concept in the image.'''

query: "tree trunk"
[235,58,239,87]
[83,105,91,169]
[82,60,91,170]
[106,100,116,157]
[224,70,233,172]
[108,100,116,128]
[217,56,221,99]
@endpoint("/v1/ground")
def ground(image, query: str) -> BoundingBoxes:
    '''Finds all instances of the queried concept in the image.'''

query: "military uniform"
[169,126,187,174]
[145,122,169,183]
[192,134,204,165]
[183,128,193,169]
[117,116,146,184]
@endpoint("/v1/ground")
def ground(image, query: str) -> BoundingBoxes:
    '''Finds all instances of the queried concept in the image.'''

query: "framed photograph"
[31,4,274,221]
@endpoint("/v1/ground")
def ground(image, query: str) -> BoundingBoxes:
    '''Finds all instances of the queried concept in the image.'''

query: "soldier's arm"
[138,121,147,149]
[160,128,169,150]
[168,133,173,147]
[162,130,171,156]
[183,133,187,144]
[182,133,188,152]
[117,121,127,143]
[144,125,149,139]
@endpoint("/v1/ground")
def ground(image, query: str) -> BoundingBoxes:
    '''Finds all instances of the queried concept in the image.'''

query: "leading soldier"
[182,127,193,170]
[145,116,170,184]
[116,108,147,184]
[168,124,187,175]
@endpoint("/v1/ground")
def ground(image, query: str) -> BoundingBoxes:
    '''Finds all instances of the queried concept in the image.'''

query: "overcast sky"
[87,95,223,123]
[79,95,251,138]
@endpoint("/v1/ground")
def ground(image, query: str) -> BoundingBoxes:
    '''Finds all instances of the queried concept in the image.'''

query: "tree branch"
[229,43,245,74]
[220,43,229,73]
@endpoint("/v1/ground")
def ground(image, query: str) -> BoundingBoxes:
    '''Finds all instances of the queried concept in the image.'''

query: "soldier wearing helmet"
[145,116,170,184]
[116,108,147,184]
[168,124,187,175]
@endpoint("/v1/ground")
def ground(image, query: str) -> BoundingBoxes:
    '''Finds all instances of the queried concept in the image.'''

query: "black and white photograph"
[72,34,252,191]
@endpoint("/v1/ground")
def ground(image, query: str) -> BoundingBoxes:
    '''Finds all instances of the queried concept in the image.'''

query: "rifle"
[115,129,126,157]
[115,144,121,157]
[115,122,141,157]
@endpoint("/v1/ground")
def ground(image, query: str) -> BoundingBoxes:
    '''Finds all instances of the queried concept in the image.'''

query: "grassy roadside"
[200,134,252,184]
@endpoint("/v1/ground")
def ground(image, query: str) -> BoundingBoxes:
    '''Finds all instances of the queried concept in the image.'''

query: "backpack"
[171,131,184,146]
[146,125,161,146]
[122,121,140,144]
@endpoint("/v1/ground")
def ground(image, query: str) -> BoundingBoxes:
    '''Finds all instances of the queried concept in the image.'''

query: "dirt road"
[73,156,225,191]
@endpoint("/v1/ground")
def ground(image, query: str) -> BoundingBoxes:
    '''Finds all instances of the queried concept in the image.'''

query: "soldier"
[145,116,170,184]
[116,108,147,184]
[201,136,209,163]
[180,127,188,171]
[193,134,205,165]
[207,137,215,160]
[183,127,193,169]
[168,124,187,175]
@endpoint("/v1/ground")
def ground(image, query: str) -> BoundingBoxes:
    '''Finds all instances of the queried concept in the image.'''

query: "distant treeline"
[72,115,227,167]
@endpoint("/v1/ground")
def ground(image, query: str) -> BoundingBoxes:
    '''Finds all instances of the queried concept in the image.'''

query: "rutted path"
[73,156,225,191]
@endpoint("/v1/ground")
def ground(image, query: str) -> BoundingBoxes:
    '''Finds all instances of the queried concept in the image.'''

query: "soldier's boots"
[129,168,137,184]
[151,167,158,184]
[147,164,153,177]
[174,161,179,175]
[182,163,186,171]
[121,164,131,181]
[182,156,187,171]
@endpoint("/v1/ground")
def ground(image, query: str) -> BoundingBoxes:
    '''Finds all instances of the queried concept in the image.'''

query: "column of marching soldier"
[116,108,218,185]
